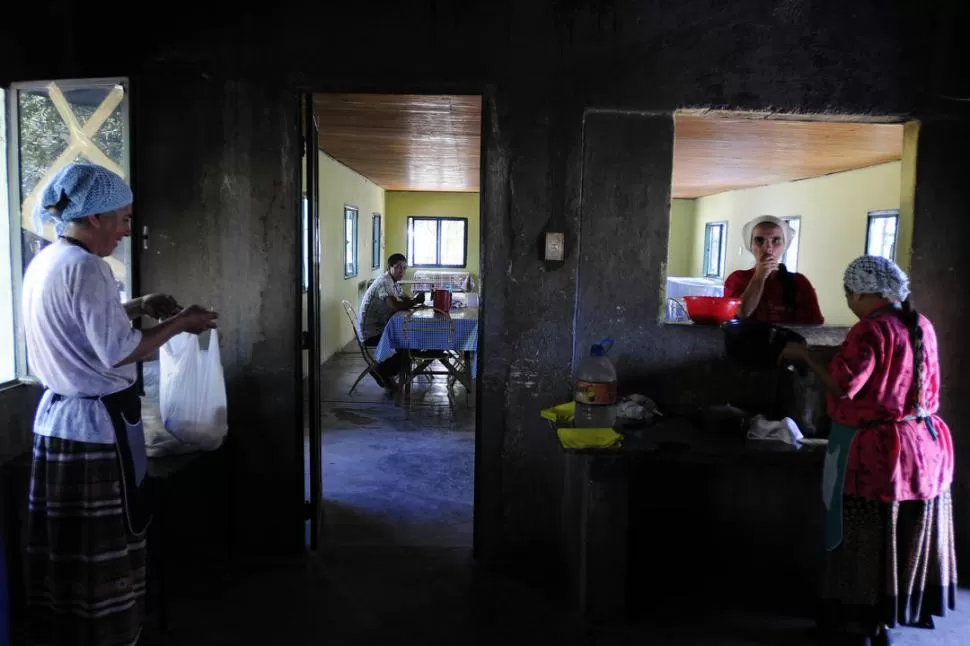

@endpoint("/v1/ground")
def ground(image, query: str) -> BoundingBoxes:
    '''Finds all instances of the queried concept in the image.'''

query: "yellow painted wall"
[666,199,697,277]
[318,151,386,362]
[385,192,480,282]
[897,121,920,272]
[689,162,902,326]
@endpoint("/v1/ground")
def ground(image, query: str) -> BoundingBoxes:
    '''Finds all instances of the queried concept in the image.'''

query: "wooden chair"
[340,299,383,395]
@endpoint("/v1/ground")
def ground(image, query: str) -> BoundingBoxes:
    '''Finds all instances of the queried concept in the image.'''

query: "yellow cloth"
[540,401,623,449]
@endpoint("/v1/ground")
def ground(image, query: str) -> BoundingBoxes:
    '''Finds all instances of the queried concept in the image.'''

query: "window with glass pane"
[406,217,467,268]
[372,214,382,269]
[1,89,16,383]
[16,80,130,300]
[782,216,801,272]
[344,206,358,278]
[8,78,130,379]
[866,210,899,260]
[703,222,726,278]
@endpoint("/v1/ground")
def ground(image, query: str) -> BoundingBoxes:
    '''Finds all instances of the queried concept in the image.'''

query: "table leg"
[463,351,474,406]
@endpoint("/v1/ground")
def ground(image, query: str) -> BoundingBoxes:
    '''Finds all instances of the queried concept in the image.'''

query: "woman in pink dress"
[780,255,956,646]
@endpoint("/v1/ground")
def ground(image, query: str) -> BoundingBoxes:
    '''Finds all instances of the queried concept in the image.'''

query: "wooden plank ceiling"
[313,94,481,192]
[672,114,904,198]
[313,98,902,197]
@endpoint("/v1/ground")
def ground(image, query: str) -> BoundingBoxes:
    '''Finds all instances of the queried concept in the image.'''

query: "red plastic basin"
[683,296,742,325]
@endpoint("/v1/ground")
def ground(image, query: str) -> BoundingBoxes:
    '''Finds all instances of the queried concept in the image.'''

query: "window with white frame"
[4,79,131,381]
[702,221,727,278]
[407,216,467,268]
[1,89,15,384]
[866,210,899,261]
[344,206,358,279]
[781,216,801,272]
[372,213,382,269]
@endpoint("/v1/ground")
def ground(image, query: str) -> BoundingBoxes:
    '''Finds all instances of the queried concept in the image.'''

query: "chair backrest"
[401,308,455,349]
[341,299,366,347]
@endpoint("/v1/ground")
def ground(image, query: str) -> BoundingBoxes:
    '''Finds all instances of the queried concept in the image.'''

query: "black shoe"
[911,614,935,629]
[369,370,387,388]
[871,628,895,646]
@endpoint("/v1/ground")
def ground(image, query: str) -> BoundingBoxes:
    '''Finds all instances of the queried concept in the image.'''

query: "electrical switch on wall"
[544,232,565,261]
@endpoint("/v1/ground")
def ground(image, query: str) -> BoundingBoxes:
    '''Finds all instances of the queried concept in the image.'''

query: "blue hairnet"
[34,163,133,234]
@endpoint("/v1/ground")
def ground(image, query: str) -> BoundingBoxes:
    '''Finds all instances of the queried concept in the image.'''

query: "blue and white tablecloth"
[373,307,479,377]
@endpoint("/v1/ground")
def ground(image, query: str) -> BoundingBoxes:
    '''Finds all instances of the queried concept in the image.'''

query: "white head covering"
[843,255,911,303]
[741,215,793,256]
[34,163,133,234]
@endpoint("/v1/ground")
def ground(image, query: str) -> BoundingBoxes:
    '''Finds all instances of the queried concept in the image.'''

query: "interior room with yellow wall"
[666,199,698,277]
[384,191,481,282]
[672,161,902,326]
[317,151,386,362]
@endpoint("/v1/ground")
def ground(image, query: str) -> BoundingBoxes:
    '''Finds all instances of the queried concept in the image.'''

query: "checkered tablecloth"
[373,307,479,376]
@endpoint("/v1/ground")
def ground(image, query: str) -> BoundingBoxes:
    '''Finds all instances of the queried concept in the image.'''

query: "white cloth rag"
[746,415,804,446]
[617,394,662,421]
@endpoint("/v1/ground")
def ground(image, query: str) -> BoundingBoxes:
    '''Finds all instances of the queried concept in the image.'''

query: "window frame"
[702,221,728,279]
[343,205,359,279]
[371,213,382,270]
[301,193,310,292]
[1,86,18,387]
[4,78,132,385]
[781,215,802,272]
[406,216,468,269]
[865,209,900,261]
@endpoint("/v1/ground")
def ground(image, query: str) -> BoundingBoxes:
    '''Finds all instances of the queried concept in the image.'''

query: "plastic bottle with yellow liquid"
[573,338,617,428]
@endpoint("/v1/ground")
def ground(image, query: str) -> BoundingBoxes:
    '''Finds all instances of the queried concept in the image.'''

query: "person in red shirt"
[779,255,956,646]
[724,215,824,325]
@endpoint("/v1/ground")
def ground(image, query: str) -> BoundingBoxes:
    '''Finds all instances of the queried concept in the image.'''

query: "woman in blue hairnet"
[21,163,218,645]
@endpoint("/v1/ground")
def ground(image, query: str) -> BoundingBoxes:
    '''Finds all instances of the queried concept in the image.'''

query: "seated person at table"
[358,253,425,388]
[724,215,824,325]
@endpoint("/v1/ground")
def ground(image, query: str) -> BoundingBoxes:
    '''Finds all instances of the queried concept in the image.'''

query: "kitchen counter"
[562,416,826,464]
[663,320,851,348]
[558,416,826,626]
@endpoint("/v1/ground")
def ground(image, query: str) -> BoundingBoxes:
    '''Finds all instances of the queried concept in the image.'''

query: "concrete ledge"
[662,321,850,347]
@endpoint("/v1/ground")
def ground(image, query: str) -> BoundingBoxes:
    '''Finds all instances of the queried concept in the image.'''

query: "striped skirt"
[818,491,958,638]
[26,435,148,646]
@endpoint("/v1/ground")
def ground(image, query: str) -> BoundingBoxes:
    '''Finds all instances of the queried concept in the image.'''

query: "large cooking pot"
[722,319,807,370]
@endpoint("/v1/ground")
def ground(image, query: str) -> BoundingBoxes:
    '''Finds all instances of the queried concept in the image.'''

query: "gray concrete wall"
[132,71,304,555]
[909,117,970,577]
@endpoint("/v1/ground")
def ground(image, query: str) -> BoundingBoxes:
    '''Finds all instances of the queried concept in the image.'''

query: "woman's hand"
[174,305,219,334]
[140,293,181,319]
[777,341,808,366]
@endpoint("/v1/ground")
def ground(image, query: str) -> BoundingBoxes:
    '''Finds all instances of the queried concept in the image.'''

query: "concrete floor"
[141,347,969,646]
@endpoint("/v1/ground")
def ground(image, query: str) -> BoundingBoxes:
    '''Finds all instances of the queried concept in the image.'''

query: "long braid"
[900,297,925,414]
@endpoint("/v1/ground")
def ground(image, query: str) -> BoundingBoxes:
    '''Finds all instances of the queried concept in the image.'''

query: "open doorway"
[664,111,915,328]
[301,93,483,551]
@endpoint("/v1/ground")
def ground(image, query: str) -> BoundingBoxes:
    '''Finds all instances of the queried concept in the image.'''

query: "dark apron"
[51,384,152,535]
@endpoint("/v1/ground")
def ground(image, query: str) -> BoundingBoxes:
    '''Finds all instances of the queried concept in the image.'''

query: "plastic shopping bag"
[159,329,228,451]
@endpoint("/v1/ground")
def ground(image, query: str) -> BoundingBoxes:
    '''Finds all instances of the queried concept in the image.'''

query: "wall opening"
[306,93,483,553]
[665,111,916,329]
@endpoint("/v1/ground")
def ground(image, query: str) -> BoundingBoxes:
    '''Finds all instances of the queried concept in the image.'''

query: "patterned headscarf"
[34,163,133,234]
[741,215,794,256]
[843,255,911,303]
